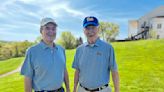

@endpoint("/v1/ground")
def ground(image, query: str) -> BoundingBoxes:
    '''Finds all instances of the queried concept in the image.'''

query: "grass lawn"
[0,39,164,92]
[0,57,24,75]
[0,72,24,91]
[112,39,164,92]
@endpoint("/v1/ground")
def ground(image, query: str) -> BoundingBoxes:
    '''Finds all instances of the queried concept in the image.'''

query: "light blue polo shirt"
[21,41,66,91]
[72,38,118,89]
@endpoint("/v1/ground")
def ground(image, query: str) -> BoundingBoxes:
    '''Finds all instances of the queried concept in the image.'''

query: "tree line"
[0,40,33,60]
[0,21,119,60]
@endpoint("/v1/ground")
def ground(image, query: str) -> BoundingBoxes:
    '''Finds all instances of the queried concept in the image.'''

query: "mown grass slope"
[0,39,164,92]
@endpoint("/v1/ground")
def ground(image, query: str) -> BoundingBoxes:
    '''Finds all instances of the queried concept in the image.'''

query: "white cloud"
[0,0,16,11]
[0,0,100,41]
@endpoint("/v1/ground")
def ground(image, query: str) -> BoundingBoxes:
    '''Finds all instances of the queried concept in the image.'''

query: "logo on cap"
[83,16,99,28]
[87,17,94,21]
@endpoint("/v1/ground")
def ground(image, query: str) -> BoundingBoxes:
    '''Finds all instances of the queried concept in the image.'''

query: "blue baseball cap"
[83,16,99,28]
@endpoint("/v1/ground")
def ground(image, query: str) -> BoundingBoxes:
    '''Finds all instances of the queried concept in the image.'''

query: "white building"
[128,6,164,39]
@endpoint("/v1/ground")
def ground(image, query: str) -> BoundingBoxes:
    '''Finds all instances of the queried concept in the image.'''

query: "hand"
[73,88,77,92]
[66,88,70,92]
[114,89,119,92]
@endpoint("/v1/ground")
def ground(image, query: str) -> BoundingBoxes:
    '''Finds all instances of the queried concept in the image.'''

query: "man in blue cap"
[72,16,119,92]
[21,17,70,92]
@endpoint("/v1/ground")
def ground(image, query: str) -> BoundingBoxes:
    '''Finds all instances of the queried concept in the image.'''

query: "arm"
[64,69,70,92]
[24,76,32,92]
[73,69,79,92]
[112,71,119,92]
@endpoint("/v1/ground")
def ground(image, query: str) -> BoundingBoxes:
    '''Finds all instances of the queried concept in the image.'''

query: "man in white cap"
[21,18,70,92]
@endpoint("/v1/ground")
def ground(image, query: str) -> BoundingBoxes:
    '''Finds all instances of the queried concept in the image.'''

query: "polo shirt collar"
[85,37,101,47]
[40,40,58,50]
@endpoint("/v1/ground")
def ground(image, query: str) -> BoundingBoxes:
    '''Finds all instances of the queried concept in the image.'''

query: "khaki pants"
[77,85,112,92]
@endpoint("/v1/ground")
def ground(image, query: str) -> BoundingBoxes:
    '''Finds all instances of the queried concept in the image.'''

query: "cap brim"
[83,22,98,28]
[41,22,57,27]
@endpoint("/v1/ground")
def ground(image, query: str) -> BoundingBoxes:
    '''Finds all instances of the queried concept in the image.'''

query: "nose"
[87,28,93,30]
[48,29,56,33]
[87,29,94,32]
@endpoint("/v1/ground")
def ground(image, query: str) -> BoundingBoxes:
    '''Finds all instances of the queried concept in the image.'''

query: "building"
[128,20,138,38]
[128,6,164,39]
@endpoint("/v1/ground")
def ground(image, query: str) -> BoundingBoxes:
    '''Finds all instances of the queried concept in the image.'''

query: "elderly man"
[72,16,119,92]
[21,18,70,92]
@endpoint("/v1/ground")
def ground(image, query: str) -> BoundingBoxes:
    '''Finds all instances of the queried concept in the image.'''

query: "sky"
[0,0,164,42]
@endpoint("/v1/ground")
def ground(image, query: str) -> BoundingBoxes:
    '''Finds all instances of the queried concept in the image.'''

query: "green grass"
[0,39,164,92]
[112,39,164,92]
[0,72,24,91]
[65,49,76,90]
[0,57,24,75]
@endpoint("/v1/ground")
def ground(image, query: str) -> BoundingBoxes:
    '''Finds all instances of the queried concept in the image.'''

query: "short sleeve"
[20,49,34,79]
[109,46,118,71]
[72,49,80,70]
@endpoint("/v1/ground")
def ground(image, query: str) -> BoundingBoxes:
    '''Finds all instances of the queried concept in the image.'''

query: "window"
[157,24,162,29]
[150,24,153,29]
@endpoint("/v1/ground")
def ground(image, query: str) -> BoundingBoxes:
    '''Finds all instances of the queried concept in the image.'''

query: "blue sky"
[0,0,164,42]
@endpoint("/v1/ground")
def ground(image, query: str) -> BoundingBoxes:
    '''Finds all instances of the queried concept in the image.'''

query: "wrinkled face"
[41,23,57,43]
[84,25,99,38]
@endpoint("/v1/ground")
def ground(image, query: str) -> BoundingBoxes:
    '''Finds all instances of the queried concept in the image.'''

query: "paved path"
[0,66,21,78]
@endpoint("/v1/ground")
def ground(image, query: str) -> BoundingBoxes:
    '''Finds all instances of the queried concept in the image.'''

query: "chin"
[46,39,54,43]
[50,40,54,43]
[88,35,94,37]
[47,37,55,42]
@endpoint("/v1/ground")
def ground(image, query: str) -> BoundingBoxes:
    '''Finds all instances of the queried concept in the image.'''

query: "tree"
[14,44,19,57]
[0,40,34,60]
[75,37,83,47]
[35,36,42,43]
[99,22,119,42]
[60,31,76,49]
[18,40,33,56]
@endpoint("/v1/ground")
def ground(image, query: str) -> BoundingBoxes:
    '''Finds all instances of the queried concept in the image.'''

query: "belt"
[80,84,108,91]
[35,87,64,92]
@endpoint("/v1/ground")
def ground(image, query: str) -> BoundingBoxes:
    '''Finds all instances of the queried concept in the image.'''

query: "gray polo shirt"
[21,41,66,91]
[72,38,118,89]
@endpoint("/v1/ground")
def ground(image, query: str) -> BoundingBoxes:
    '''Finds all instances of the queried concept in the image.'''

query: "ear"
[97,26,100,33]
[83,28,86,34]
[83,28,85,31]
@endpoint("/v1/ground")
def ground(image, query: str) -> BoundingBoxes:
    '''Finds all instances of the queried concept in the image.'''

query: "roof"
[139,6,164,20]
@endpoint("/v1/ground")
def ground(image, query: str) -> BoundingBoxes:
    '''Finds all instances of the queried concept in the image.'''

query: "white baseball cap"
[40,17,57,26]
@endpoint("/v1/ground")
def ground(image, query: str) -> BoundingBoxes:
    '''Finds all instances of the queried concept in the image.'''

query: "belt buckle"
[101,85,106,89]
[98,87,101,91]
